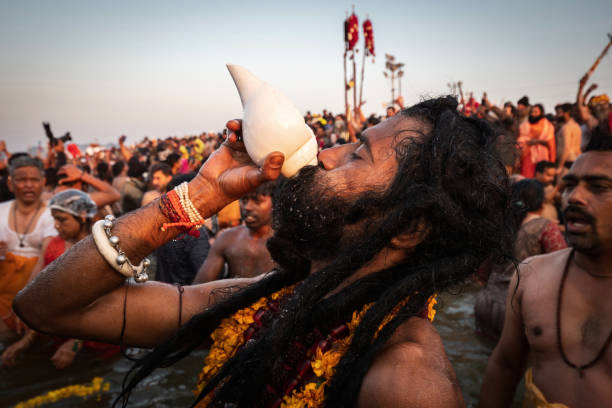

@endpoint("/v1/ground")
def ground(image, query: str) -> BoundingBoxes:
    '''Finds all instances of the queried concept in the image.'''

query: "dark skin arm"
[479,269,530,408]
[13,120,285,349]
[192,229,234,284]
[358,318,464,408]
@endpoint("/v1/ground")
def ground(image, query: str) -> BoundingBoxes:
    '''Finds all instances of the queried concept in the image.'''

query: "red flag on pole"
[345,13,359,50]
[363,19,374,57]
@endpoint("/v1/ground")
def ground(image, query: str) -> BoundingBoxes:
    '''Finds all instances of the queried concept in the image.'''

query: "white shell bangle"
[92,215,150,282]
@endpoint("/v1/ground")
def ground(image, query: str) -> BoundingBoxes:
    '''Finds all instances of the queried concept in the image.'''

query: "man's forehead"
[569,151,612,177]
[13,166,43,176]
[364,115,427,146]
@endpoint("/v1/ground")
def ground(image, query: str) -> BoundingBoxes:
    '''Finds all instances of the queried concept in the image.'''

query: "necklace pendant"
[578,367,584,379]
[19,242,24,248]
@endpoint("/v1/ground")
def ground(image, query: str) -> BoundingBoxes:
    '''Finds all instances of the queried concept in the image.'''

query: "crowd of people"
[1,66,611,408]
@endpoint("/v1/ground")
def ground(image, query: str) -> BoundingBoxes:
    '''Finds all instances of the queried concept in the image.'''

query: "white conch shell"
[227,64,318,178]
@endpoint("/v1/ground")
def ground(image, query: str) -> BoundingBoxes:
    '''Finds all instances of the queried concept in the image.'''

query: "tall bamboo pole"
[359,48,366,108]
[584,33,612,79]
[344,49,348,116]
[352,50,357,114]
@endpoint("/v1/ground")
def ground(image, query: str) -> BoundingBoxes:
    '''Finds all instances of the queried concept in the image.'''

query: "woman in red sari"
[475,179,566,340]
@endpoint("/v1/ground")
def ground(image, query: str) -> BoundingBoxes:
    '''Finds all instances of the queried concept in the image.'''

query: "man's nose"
[317,143,358,170]
[243,200,255,212]
[565,183,588,207]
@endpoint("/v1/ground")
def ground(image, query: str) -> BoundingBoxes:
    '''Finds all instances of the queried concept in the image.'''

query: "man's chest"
[225,241,273,277]
[522,276,612,369]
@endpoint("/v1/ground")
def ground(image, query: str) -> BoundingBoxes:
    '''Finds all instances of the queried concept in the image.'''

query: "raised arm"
[479,268,530,408]
[118,135,132,162]
[57,164,121,207]
[14,120,285,349]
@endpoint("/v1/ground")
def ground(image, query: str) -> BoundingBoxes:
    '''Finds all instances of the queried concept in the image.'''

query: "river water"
[1,281,522,407]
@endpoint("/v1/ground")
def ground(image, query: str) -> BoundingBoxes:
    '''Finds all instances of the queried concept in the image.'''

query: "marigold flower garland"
[282,295,437,407]
[13,376,110,408]
[194,285,296,406]
[194,287,436,408]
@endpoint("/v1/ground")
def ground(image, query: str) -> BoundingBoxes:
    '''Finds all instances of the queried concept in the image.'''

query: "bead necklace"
[556,249,612,378]
[12,200,42,248]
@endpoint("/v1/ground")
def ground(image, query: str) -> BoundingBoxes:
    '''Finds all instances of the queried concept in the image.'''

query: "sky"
[1,0,612,151]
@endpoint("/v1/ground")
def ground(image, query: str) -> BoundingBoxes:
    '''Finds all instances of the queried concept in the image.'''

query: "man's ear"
[389,217,431,250]
[7,175,13,193]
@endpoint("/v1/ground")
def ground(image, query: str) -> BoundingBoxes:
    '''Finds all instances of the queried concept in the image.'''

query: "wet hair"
[535,160,555,174]
[115,96,513,407]
[584,123,612,152]
[253,177,283,198]
[503,102,517,116]
[509,179,544,228]
[559,103,573,114]
[96,162,112,183]
[127,156,146,178]
[532,103,545,115]
[166,172,197,192]
[8,155,44,177]
[165,153,181,168]
[45,168,59,189]
[150,162,172,177]
[366,115,381,126]
[7,152,29,165]
[112,161,125,177]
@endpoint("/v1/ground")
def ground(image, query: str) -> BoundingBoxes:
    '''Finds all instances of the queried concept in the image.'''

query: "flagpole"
[352,49,357,116]
[351,5,357,117]
[344,48,348,116]
[359,48,366,109]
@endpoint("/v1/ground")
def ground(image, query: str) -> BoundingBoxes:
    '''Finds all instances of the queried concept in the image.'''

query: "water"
[1,281,522,407]
[433,282,523,407]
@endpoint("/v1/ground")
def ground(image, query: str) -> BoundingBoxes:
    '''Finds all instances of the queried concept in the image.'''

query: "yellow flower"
[14,377,110,408]
[427,295,437,322]
[283,382,325,408]
[311,348,342,380]
[195,285,297,401]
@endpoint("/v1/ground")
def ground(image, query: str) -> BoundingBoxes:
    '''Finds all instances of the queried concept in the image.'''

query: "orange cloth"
[0,253,38,331]
[523,368,569,408]
[217,200,241,228]
[518,119,556,178]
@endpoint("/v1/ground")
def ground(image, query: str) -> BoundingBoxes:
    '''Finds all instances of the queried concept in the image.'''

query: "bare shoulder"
[518,248,572,285]
[214,225,246,246]
[358,317,464,408]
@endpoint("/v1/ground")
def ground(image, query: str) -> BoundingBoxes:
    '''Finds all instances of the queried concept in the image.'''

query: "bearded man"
[14,97,511,407]
[518,104,556,178]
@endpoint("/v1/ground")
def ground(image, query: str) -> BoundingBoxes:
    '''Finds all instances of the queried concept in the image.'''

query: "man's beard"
[268,165,384,263]
[528,114,544,124]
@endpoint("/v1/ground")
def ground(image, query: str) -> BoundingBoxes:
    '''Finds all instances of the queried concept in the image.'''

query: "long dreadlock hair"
[115,96,513,407]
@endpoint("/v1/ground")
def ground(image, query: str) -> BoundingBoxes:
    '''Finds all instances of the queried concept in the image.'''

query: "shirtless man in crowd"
[193,181,277,283]
[480,130,612,408]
